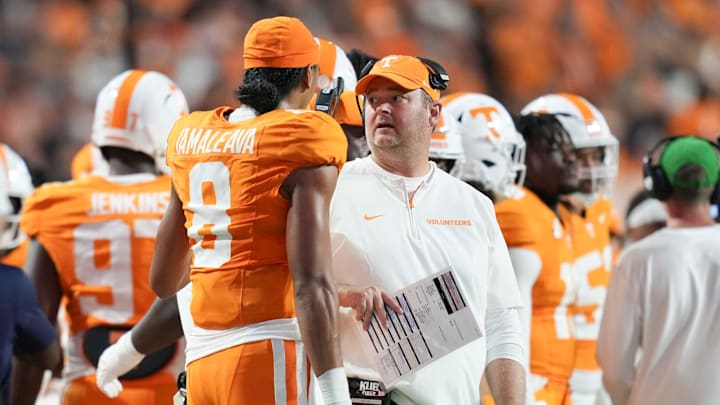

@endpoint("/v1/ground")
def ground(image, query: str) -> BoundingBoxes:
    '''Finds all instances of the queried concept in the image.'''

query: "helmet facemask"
[573,140,619,206]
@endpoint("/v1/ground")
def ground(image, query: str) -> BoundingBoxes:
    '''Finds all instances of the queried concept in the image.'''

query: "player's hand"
[337,285,403,330]
[95,331,145,398]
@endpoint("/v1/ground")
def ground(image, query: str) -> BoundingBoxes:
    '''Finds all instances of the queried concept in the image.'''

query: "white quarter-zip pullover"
[330,156,523,404]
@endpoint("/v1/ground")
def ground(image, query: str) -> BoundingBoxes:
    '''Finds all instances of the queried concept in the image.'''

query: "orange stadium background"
[1,0,720,218]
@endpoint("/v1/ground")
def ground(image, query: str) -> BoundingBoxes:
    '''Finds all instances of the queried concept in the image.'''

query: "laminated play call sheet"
[364,269,482,386]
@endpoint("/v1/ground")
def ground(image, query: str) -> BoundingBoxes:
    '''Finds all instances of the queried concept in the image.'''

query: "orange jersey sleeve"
[166,107,346,330]
[21,175,171,335]
[495,188,577,384]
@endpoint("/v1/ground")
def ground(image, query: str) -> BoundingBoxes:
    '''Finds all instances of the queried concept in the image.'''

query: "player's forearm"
[10,358,46,405]
[294,276,344,375]
[150,188,191,298]
[485,358,526,405]
[150,249,190,298]
[131,295,183,354]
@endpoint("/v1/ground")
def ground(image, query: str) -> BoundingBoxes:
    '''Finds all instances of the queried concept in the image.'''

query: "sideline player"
[149,17,351,405]
[522,94,619,405]
[494,112,580,405]
[441,92,526,203]
[12,69,188,405]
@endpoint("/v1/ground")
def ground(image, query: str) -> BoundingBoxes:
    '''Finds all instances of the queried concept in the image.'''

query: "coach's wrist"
[336,284,355,308]
[317,367,351,405]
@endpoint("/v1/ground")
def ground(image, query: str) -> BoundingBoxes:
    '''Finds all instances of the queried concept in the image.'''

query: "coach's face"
[363,77,440,157]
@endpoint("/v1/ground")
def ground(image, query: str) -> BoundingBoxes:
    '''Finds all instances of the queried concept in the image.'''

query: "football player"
[149,16,351,404]
[494,112,580,405]
[441,92,526,203]
[522,93,620,405]
[12,69,188,405]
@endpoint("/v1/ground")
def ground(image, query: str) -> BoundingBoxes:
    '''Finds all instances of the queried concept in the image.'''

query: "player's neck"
[278,89,311,111]
[107,159,156,176]
[559,194,586,216]
[528,186,559,210]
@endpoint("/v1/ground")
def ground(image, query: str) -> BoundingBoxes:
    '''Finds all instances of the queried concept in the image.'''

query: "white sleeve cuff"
[485,308,525,366]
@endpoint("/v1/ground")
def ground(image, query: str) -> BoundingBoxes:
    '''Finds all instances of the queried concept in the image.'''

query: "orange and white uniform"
[522,93,620,405]
[561,198,615,404]
[71,143,110,180]
[165,105,346,404]
[495,187,578,405]
[21,174,181,404]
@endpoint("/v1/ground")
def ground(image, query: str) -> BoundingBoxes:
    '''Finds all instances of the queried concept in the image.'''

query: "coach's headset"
[355,56,450,123]
[643,135,720,201]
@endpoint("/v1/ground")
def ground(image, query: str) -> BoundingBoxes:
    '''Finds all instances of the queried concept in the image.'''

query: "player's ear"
[302,64,319,92]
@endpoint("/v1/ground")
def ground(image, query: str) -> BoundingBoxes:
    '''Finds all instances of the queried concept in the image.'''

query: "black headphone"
[359,56,450,91]
[643,135,720,201]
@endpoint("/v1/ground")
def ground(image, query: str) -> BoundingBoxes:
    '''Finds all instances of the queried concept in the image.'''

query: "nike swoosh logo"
[363,213,384,221]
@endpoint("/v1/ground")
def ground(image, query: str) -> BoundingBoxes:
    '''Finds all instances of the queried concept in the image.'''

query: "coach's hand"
[337,285,403,330]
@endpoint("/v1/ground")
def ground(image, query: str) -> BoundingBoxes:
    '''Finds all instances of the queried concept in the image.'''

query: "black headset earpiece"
[359,59,377,79]
[415,56,450,90]
[643,135,720,202]
[643,137,674,201]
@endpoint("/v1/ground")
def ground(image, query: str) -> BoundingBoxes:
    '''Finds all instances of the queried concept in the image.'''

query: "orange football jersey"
[495,187,578,386]
[562,198,614,371]
[21,174,171,335]
[165,107,346,330]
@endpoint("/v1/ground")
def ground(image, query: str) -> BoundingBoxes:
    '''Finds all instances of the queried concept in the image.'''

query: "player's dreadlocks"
[515,112,578,203]
[515,113,571,151]
[236,67,307,114]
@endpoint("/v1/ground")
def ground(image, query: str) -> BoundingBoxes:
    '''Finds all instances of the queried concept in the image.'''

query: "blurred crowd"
[2,0,720,214]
